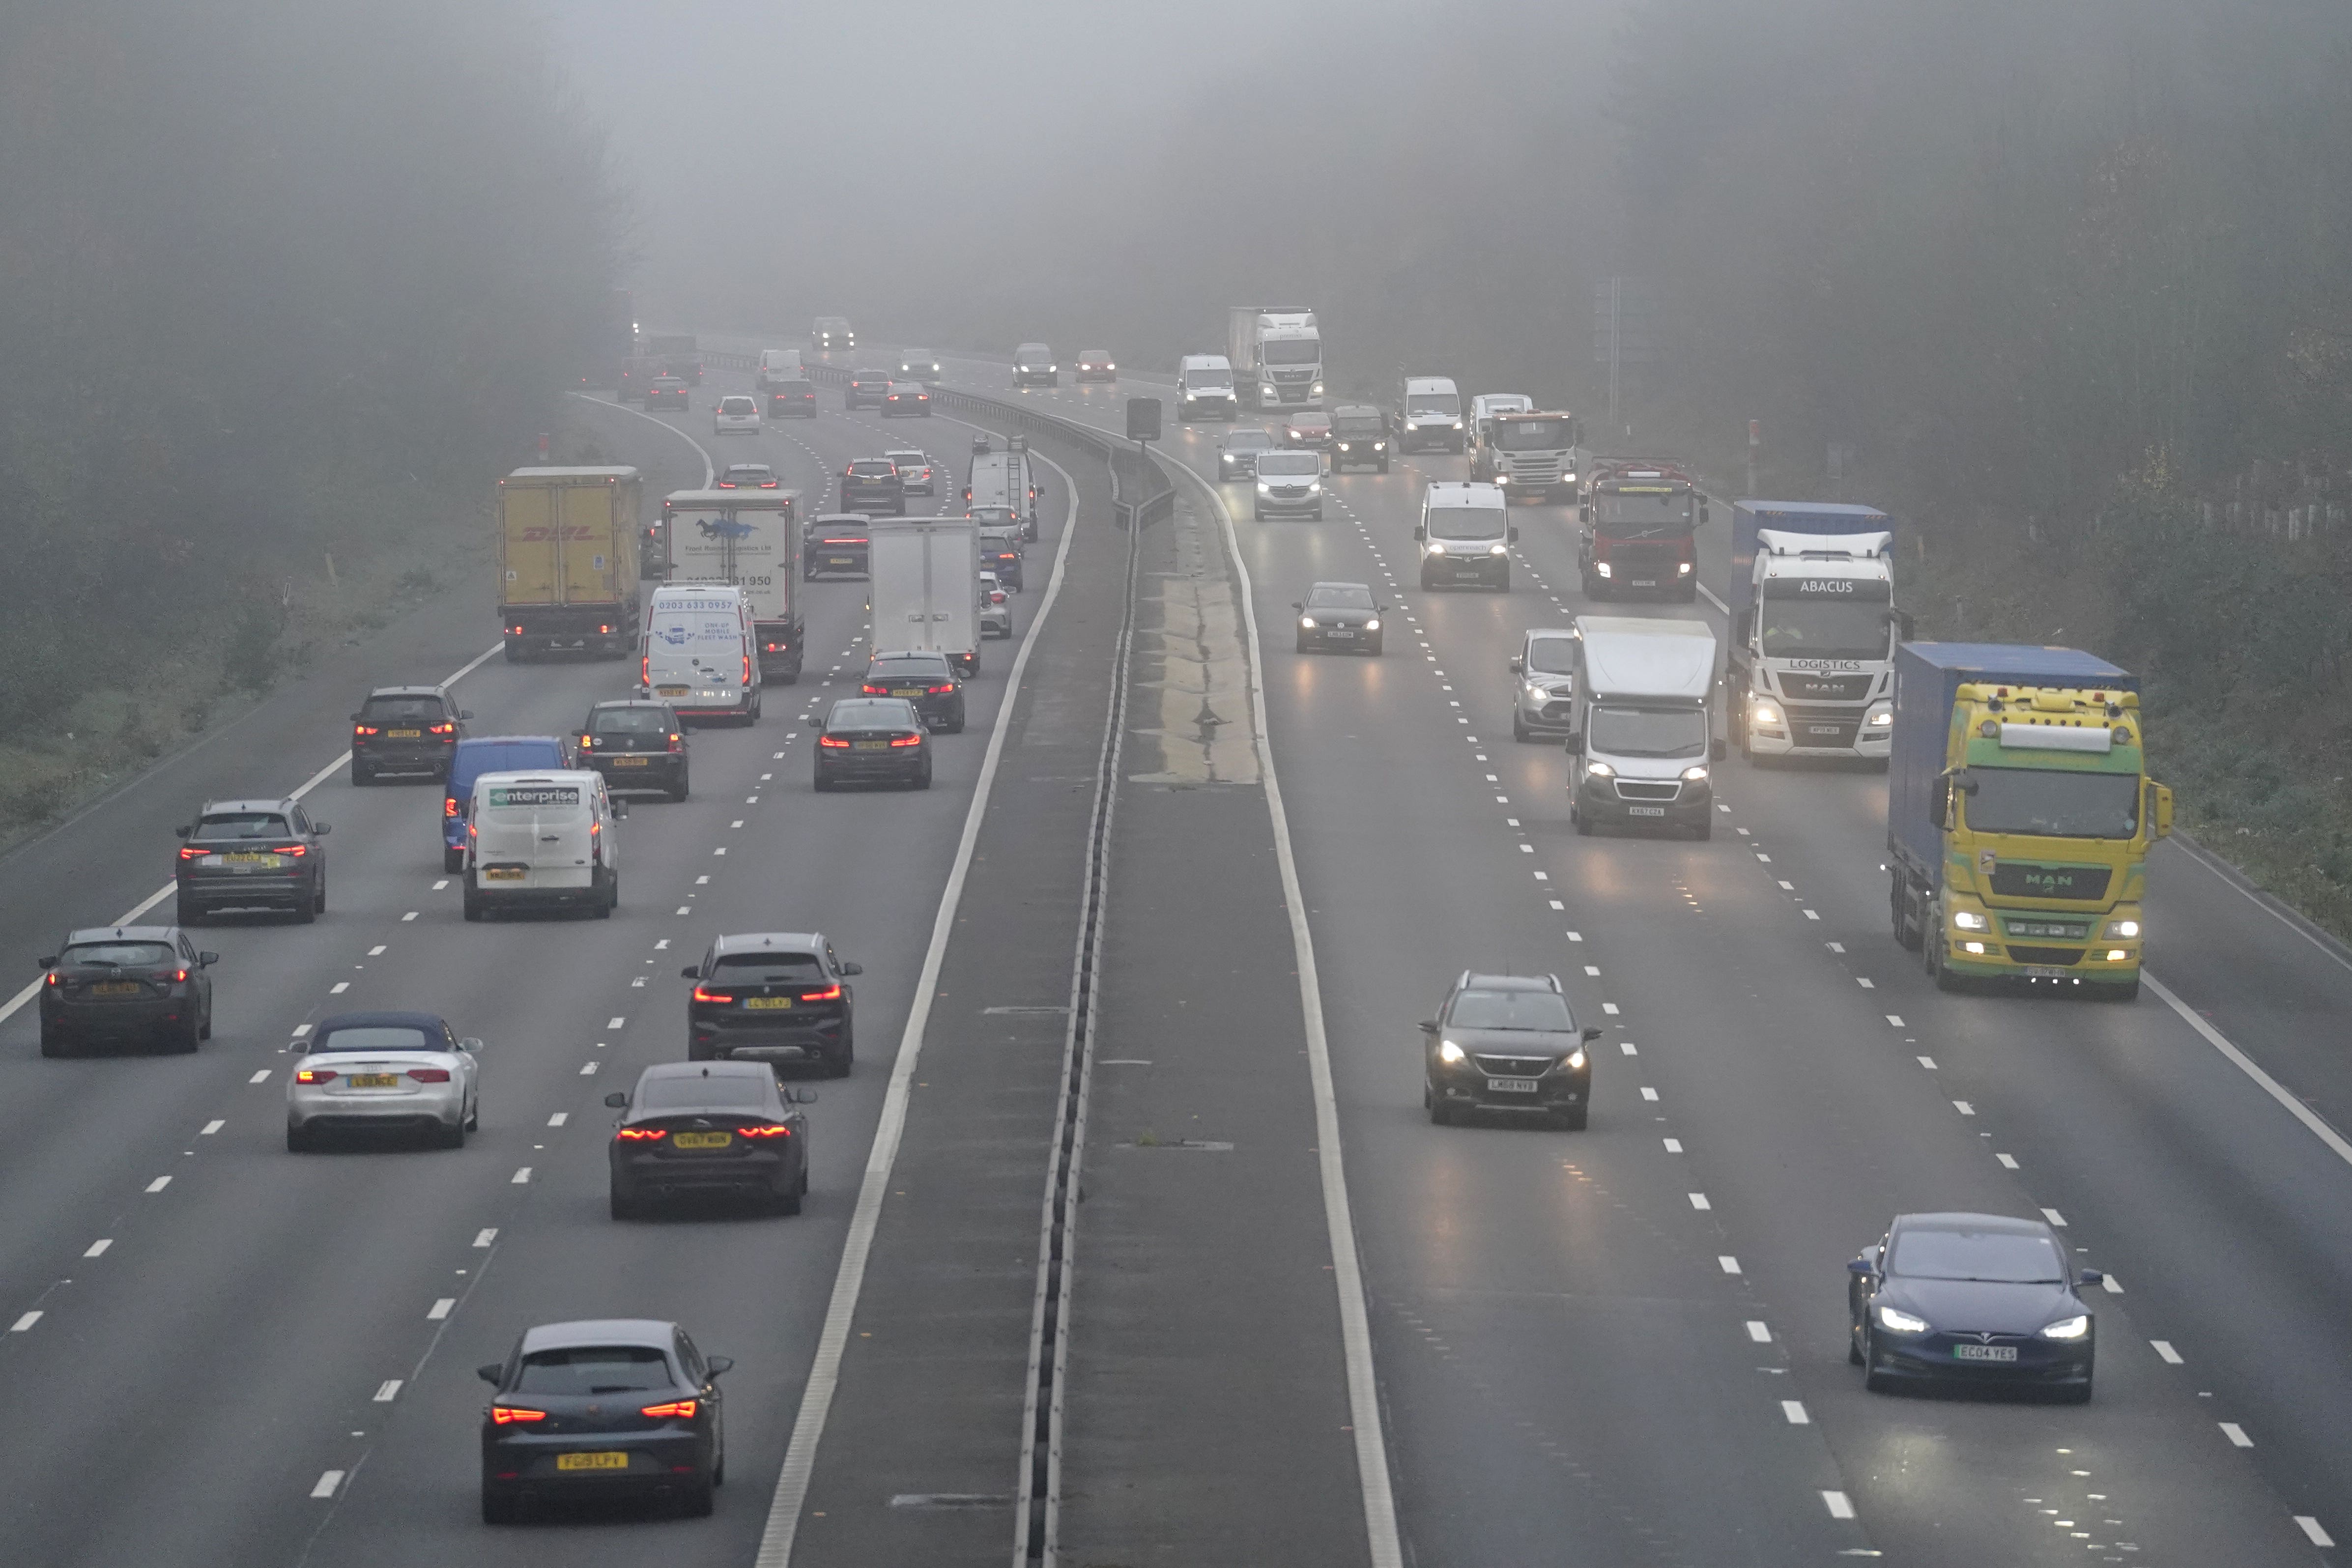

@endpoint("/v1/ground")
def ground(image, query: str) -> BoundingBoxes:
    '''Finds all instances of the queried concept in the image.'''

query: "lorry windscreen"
[1759,599,1892,661]
[1262,338,1320,365]
[1963,769,2140,839]
[1408,391,1461,416]
[1588,706,1707,759]
[1596,490,1692,537]
[1496,419,1570,450]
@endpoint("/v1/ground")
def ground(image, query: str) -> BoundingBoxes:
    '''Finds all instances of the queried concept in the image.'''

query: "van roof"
[1405,376,1459,392]
[1425,482,1504,509]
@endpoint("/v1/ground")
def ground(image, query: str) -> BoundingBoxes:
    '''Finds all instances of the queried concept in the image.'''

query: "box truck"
[496,467,642,661]
[657,489,804,682]
[1563,617,1724,839]
[869,519,982,676]
[1228,307,1323,411]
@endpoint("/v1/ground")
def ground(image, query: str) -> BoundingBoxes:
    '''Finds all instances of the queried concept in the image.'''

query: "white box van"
[757,348,804,390]
[1415,481,1515,589]
[869,520,982,675]
[462,770,623,920]
[1565,617,1724,840]
[1177,354,1237,422]
[642,584,762,725]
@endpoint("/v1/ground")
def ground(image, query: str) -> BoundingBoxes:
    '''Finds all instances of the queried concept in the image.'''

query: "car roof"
[828,697,919,721]
[200,798,298,814]
[316,1009,451,1034]
[722,461,772,471]
[588,698,674,712]
[1330,403,1382,417]
[1017,342,1050,351]
[1079,347,1110,355]
[1223,428,1275,442]
[1308,580,1374,593]
[1525,627,1577,641]
[812,513,870,525]
[851,367,890,375]
[1893,1212,2054,1236]
[518,1318,678,1356]
[884,448,926,459]
[718,394,757,404]
[869,649,952,663]
[712,931,826,954]
[1457,972,1563,993]
[64,926,179,944]
[364,684,448,699]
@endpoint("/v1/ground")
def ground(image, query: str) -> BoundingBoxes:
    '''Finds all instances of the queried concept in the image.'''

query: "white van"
[642,584,762,725]
[1398,375,1465,453]
[462,770,622,920]
[757,348,804,390]
[1415,481,1515,590]
[1177,353,1237,421]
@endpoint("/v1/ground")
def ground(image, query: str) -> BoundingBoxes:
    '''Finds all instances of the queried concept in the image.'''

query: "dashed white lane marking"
[84,1239,111,1257]
[606,1016,625,1029]
[655,940,670,950]
[547,1112,568,1127]
[1826,941,1844,953]
[2101,1273,2124,1293]
[1688,1193,1711,1210]
[201,1119,224,1135]
[1917,1056,1938,1070]
[374,1380,402,1402]
[1781,1399,1809,1424]
[293,1025,311,1037]
[1856,977,1874,988]
[432,879,449,891]
[676,906,692,915]
[144,1176,170,1193]
[1777,880,1794,890]
[2151,1340,2183,1364]
[1620,1042,1638,1056]
[250,1070,271,1083]
[579,1061,599,1075]
[1885,1014,1906,1026]
[367,945,386,957]
[696,874,710,885]
[2295,1516,2334,1547]
[329,982,349,995]
[731,819,746,828]
[1566,931,1581,941]
[310,1471,344,1499]
[1719,1256,1743,1275]
[1663,1138,1683,1152]
[1822,1491,1855,1519]
[1600,1001,1618,1014]
[1954,1100,1976,1115]
[473,1228,497,1248]
[1746,1320,1772,1342]
[714,846,728,856]
[402,911,418,921]
[10,1311,41,1332]
[1803,910,1820,920]
[428,1298,455,1320]
[1549,900,1565,911]
[1641,1086,1660,1101]
[2040,1207,2067,1227]
[1996,1152,2020,1169]
[2218,1422,2253,1447]
[511,1167,532,1184]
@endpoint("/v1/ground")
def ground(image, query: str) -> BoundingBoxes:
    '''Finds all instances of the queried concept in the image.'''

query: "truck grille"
[1781,702,1861,747]
[1506,459,1562,484]
[2007,945,2087,967]
[1614,781,1680,801]
[1779,672,1875,702]
[1987,864,2112,901]
[1608,542,1679,584]
[1270,369,1314,383]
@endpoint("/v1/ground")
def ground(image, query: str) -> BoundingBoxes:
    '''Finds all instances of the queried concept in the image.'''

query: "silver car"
[1510,627,1579,742]
[287,1010,481,1151]
[978,571,1012,639]
[885,449,935,496]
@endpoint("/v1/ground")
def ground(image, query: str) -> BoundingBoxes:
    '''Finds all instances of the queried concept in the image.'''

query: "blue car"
[443,736,568,872]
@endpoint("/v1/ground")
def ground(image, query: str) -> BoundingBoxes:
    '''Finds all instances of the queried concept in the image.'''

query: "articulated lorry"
[657,489,805,683]
[1227,307,1323,412]
[1887,643,2171,998]
[496,467,642,661]
[870,519,982,676]
[1726,501,1898,763]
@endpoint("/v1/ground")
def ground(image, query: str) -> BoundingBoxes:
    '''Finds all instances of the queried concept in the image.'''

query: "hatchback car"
[175,798,330,923]
[1510,627,1579,741]
[1074,350,1116,382]
[898,348,942,381]
[813,697,931,791]
[715,462,778,489]
[576,699,689,800]
[839,459,905,514]
[1328,404,1391,472]
[286,1010,481,1150]
[977,525,1025,591]
[644,376,689,410]
[37,926,215,1056]
[882,381,931,417]
[863,651,966,732]
[845,368,892,408]
[479,1318,730,1521]
[1420,972,1600,1128]
[1848,1212,2100,1401]
[444,736,570,872]
[1217,428,1278,482]
[680,934,861,1076]
[712,395,760,435]
[768,379,818,418]
[351,685,469,784]
[607,1061,814,1215]
[1292,582,1386,655]
[1012,342,1057,387]
[804,514,871,578]
[1283,410,1334,449]
[978,571,1012,639]
[885,449,935,496]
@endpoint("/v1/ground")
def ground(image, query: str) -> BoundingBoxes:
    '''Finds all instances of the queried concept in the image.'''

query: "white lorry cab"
[1564,617,1725,840]
[1177,354,1238,421]
[462,770,622,921]
[641,584,762,725]
[1398,376,1465,453]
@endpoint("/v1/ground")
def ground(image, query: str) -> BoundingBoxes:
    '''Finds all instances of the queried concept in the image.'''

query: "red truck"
[1578,459,1707,601]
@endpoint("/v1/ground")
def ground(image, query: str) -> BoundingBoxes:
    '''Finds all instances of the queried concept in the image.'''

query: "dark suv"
[1419,971,1600,1129]
[805,514,871,578]
[174,798,331,924]
[37,925,217,1056]
[845,369,892,409]
[768,379,817,418]
[351,685,469,784]
[839,460,905,514]
[862,651,966,732]
[977,524,1024,592]
[682,932,862,1077]
[576,699,689,800]
[1328,405,1391,473]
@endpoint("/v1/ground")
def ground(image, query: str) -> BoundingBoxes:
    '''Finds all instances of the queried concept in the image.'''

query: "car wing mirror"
[1508,656,1523,673]
[839,961,863,976]
[603,1091,629,1109]
[1416,1020,1440,1035]
[174,825,191,839]
[681,966,701,979]
[2077,1269,2104,1289]
[612,802,628,820]
[788,1087,819,1104]
[1712,737,1728,762]
[459,1037,483,1053]
[1581,1026,1604,1041]
[1847,1257,1875,1276]
[199,951,220,966]
[704,1355,734,1377]
[1508,525,1520,542]
[1291,601,1303,610]
[348,712,363,722]
[1563,731,1582,754]
[476,1363,504,1385]
[36,955,57,969]
[313,823,332,835]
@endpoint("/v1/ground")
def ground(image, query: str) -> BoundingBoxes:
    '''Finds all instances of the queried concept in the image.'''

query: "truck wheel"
[1890,871,1922,951]
[1691,818,1712,842]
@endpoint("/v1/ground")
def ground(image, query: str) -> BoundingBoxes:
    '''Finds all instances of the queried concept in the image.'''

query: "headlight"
[1495,472,1511,484]
[1452,420,1464,429]
[2104,919,2140,938]
[1256,481,1272,493]
[1585,761,1614,779]
[1951,910,1989,932]
[1874,1304,1932,1335]
[2105,948,2129,962]
[1184,392,1198,401]
[1308,482,1322,494]
[1525,683,1546,698]
[1561,471,1575,484]
[1427,539,1446,554]
[1488,542,1507,555]
[1437,1040,1465,1064]
[1595,561,1612,577]
[1364,618,1380,630]
[1962,941,1988,955]
[1337,442,1350,451]
[2039,1314,2091,1341]
[1751,702,1780,725]
[1311,382,1324,396]
[1049,364,1058,372]
[1299,616,1317,628]
[1374,441,1386,450]
[1106,363,1115,371]
[1682,765,1710,782]
[1869,709,1894,726]
[1562,1048,1586,1070]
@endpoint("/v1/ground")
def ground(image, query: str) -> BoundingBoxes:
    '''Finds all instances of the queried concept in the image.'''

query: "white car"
[978,571,1012,639]
[713,395,761,435]
[287,1010,481,1151]
[886,449,935,496]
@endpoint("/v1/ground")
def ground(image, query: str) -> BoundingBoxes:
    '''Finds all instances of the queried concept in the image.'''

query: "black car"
[977,525,1024,591]
[1217,428,1278,481]
[1848,1213,2099,1401]
[1012,342,1057,387]
[882,382,931,417]
[1292,581,1387,655]
[174,798,330,924]
[680,933,860,1076]
[845,369,892,409]
[970,433,993,456]
[813,697,931,791]
[716,463,778,489]
[812,315,854,351]
[1328,404,1391,472]
[577,699,689,800]
[768,379,818,418]
[478,1318,731,1521]
[351,685,469,784]
[862,651,966,732]
[1420,971,1600,1129]
[607,1060,814,1216]
[36,925,216,1056]
[644,376,688,410]
[839,459,905,514]
[805,514,870,578]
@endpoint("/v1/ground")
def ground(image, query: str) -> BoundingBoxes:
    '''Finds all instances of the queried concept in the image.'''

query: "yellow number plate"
[891,688,922,697]
[482,866,526,882]
[656,685,689,697]
[744,997,793,1010]
[224,852,278,865]
[348,1073,399,1088]
[92,981,143,996]
[612,756,650,767]
[853,740,890,751]
[672,1131,733,1150]
[384,729,423,739]
[556,1452,630,1472]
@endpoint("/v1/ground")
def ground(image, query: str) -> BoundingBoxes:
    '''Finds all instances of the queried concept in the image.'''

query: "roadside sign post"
[1123,398,1162,530]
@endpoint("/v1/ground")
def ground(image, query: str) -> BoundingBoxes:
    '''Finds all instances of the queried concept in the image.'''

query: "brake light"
[888,735,922,748]
[353,724,379,737]
[667,733,683,750]
[279,844,308,857]
[490,1406,546,1425]
[171,969,188,983]
[429,722,456,735]
[295,1068,337,1084]
[737,1123,792,1139]
[407,1067,451,1083]
[640,1399,699,1419]
[743,653,751,685]
[444,797,459,818]
[926,683,956,694]
[578,734,593,749]
[45,973,58,987]
[643,654,651,685]
[800,983,843,1000]
[179,846,203,860]
[817,735,849,748]
[691,986,735,1003]
[861,683,888,695]
[615,1126,665,1141]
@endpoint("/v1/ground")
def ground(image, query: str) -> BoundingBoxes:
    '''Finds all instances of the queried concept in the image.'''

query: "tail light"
[737,1124,792,1139]
[926,684,956,694]
[800,983,843,1001]
[295,1068,337,1084]
[179,846,203,860]
[353,724,380,737]
[171,969,188,983]
[279,844,308,857]
[818,735,849,749]
[691,986,735,1003]
[615,1126,665,1141]
[490,1406,547,1425]
[861,683,888,695]
[888,735,922,748]
[444,797,460,818]
[667,733,683,751]
[429,722,456,735]
[407,1067,452,1083]
[743,653,752,685]
[640,1399,699,1419]
[578,734,594,749]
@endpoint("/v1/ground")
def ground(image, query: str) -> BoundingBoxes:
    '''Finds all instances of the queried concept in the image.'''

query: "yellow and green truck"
[1887,643,2172,999]
[496,466,643,662]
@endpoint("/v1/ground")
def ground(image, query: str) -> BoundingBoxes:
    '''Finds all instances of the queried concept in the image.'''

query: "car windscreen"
[1448,990,1574,1031]
[1890,1227,2066,1284]
[1018,346,1049,359]
[1758,597,1893,661]
[1588,706,1708,759]
[1525,638,1576,675]
[1495,418,1570,450]
[970,508,1019,527]
[1407,390,1461,416]
[592,708,670,735]
[514,1345,672,1395]
[1225,432,1275,450]
[826,700,917,731]
[870,657,952,680]
[712,951,827,982]
[1596,489,1693,536]
[1262,338,1319,366]
[1963,768,2141,839]
[311,1026,438,1054]
[719,398,755,413]
[1306,585,1376,611]
[1332,416,1384,437]
[62,942,176,967]
[1428,504,1504,539]
[637,1075,771,1111]
[721,469,771,484]
[1255,453,1320,477]
[198,813,291,839]
[361,696,445,722]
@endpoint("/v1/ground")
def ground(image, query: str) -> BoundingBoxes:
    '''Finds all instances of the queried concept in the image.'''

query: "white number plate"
[1626,805,1666,817]
[1485,1077,1540,1094]
[2024,966,2072,979]
[1952,1343,2017,1362]
[1631,579,1657,587]
[1326,629,1354,639]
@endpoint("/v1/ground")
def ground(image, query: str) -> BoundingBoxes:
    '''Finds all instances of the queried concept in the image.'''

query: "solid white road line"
[2145,970,2352,1169]
[569,389,715,487]
[754,443,1083,1568]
